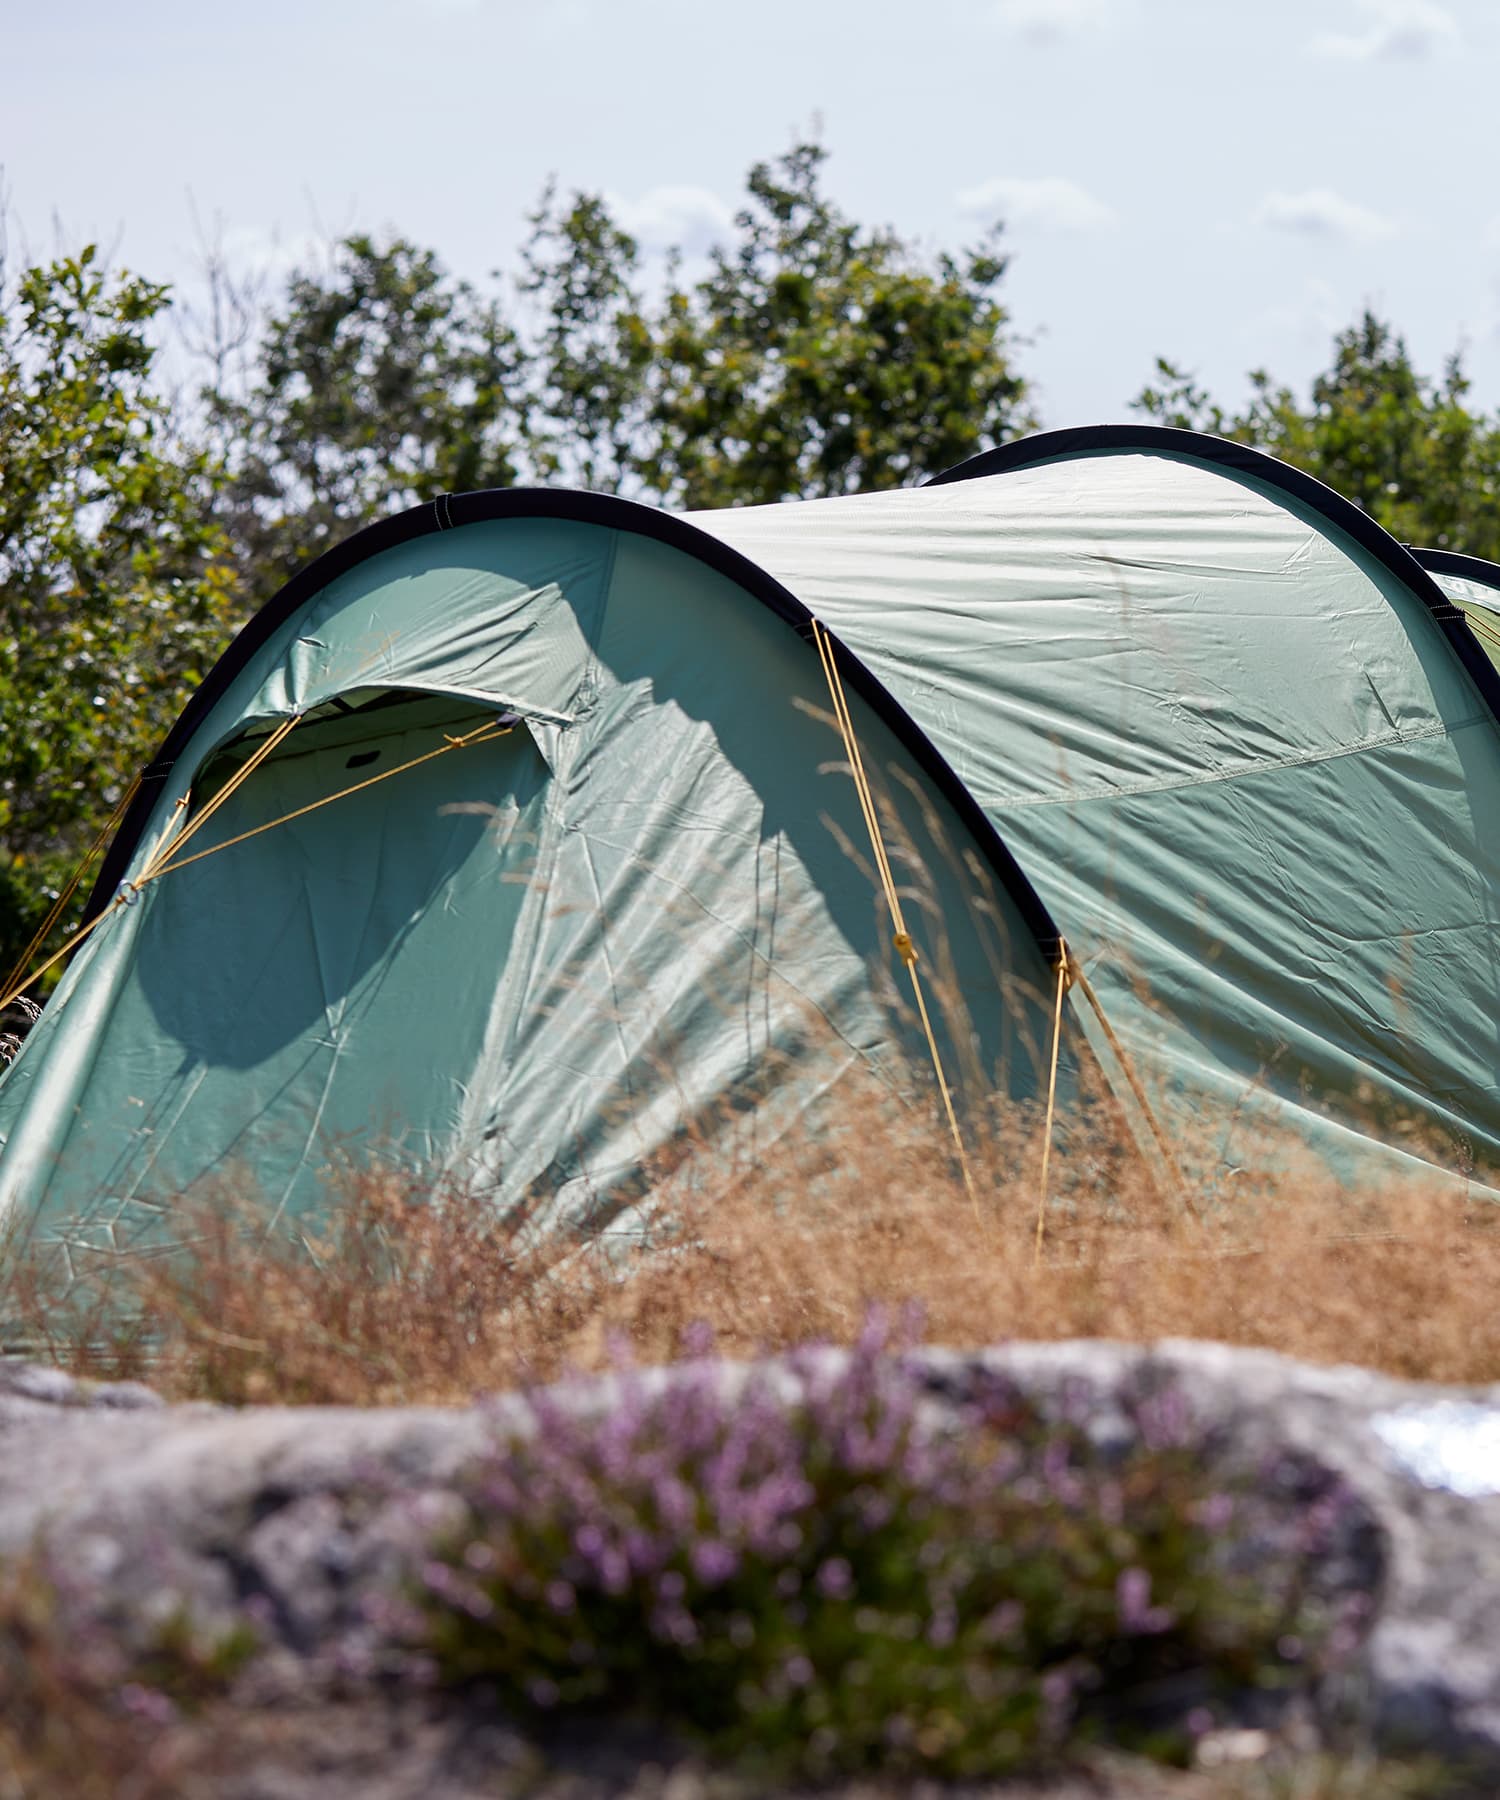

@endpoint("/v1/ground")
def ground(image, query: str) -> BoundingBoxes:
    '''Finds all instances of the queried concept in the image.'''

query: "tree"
[1135,313,1500,557]
[210,235,525,601]
[517,186,653,493]
[639,142,1033,509]
[0,248,239,975]
[232,140,1034,541]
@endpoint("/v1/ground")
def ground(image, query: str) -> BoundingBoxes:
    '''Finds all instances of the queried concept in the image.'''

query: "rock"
[3,1339,1499,1789]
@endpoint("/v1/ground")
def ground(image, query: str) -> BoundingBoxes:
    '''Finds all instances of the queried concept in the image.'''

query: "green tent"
[3,425,1499,1285]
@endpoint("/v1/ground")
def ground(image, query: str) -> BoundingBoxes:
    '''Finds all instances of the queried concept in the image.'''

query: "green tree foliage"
[1134,312,1500,556]
[1,140,1030,987]
[228,140,1031,537]
[0,249,238,975]
[640,142,1032,508]
[517,186,654,493]
[211,234,524,600]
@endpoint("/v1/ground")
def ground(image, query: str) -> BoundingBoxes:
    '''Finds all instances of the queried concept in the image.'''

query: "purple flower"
[1195,1492,1235,1532]
[691,1539,739,1585]
[1133,1383,1192,1451]
[1115,1567,1174,1635]
[814,1556,853,1600]
[118,1683,177,1727]
[979,1600,1023,1643]
[597,1548,630,1595]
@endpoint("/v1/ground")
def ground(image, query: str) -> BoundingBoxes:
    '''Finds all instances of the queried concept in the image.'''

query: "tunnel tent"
[1415,548,1500,676]
[2,427,1500,1295]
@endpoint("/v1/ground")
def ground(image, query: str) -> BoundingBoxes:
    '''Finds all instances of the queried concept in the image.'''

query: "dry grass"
[7,1055,1495,1407]
[554,1090,1500,1393]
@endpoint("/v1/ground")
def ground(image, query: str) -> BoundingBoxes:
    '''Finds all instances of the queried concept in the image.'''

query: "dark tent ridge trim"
[1414,547,1500,591]
[926,424,1500,738]
[84,487,1064,964]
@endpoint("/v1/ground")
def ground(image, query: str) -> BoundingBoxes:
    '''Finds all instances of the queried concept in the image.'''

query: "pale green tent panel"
[0,512,1061,1273]
[695,439,1500,1184]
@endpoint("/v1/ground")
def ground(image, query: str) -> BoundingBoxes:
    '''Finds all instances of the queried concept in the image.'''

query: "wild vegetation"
[0,1325,1439,1799]
[5,1062,1491,1407]
[417,1318,1373,1781]
[0,954,1486,1794]
[0,1093,1474,1795]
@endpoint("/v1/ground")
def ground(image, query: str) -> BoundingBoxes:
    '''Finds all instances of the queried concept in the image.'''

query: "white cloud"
[990,0,1118,41]
[1309,0,1458,61]
[212,223,325,282]
[1253,188,1397,244]
[1244,277,1345,348]
[956,175,1117,234]
[609,184,733,258]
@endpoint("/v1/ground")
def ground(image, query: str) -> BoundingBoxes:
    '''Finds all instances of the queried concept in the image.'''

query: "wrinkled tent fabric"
[2,429,1499,1290]
[694,439,1500,1188]
[0,512,1062,1275]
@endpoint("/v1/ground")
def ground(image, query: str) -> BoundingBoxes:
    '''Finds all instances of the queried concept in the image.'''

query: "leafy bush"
[420,1316,1376,1782]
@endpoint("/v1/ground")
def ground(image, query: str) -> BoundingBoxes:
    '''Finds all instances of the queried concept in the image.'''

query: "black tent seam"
[85,490,1063,964]
[1413,547,1500,591]
[924,425,1500,739]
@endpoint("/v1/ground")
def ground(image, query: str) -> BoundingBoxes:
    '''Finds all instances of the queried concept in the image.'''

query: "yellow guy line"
[810,618,980,1218]
[1034,948,1071,1265]
[0,896,123,1013]
[0,713,515,1014]
[146,716,513,881]
[1069,954,1200,1227]
[139,713,303,879]
[0,774,142,1003]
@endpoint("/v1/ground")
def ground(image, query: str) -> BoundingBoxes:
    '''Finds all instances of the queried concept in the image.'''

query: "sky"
[6,0,1500,429]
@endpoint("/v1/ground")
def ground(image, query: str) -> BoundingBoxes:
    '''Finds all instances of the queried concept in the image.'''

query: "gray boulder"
[3,1340,1498,1789]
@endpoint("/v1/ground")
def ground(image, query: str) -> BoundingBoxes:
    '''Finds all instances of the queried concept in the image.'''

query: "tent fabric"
[693,439,1500,1187]
[3,426,1500,1286]
[0,513,1060,1272]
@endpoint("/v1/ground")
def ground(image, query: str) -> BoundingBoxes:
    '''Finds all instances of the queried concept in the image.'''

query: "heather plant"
[419,1315,1377,1782]
[0,1549,257,1797]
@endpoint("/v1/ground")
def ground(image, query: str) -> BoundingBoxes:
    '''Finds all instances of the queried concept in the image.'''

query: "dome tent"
[2,426,1499,1285]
